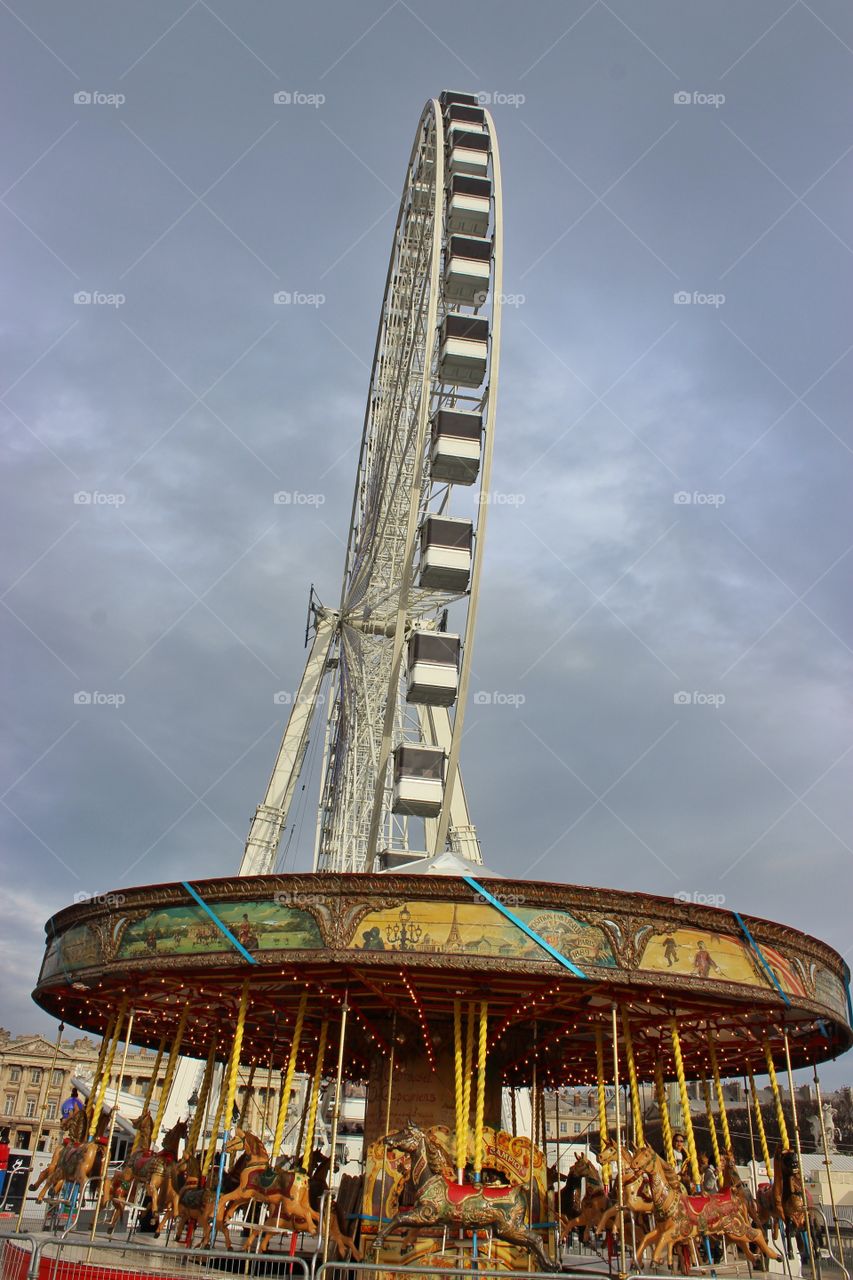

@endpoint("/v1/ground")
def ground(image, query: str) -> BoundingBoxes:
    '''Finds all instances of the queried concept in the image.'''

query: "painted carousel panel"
[115,898,322,959]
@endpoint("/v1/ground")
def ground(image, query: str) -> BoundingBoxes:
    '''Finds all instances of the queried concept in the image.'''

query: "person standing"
[60,1086,85,1122]
[0,1128,10,1196]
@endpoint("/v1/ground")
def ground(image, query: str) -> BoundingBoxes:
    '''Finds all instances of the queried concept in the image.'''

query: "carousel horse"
[609,1143,779,1266]
[719,1150,759,1224]
[374,1120,559,1273]
[226,1140,361,1258]
[106,1113,187,1234]
[172,1149,255,1249]
[200,1129,318,1249]
[594,1155,654,1239]
[755,1147,816,1258]
[557,1152,610,1243]
[32,1106,110,1205]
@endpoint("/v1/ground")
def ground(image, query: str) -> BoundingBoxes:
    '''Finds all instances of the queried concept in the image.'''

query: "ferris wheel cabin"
[438,313,489,386]
[444,234,492,304]
[446,174,492,236]
[406,630,461,706]
[391,743,445,817]
[430,408,482,484]
[418,514,473,591]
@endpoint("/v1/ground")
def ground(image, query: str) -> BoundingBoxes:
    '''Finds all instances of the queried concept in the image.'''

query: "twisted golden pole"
[272,992,307,1160]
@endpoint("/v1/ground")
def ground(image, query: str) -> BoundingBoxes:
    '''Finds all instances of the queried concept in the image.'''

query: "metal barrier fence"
[0,1235,39,1280]
[0,1234,311,1280]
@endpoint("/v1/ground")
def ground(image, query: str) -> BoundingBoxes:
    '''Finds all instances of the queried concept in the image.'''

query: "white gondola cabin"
[444,234,491,305]
[438,314,489,387]
[430,408,482,485]
[406,630,461,706]
[447,174,491,236]
[448,129,490,178]
[419,514,473,591]
[439,90,480,108]
[443,101,487,133]
[392,744,445,817]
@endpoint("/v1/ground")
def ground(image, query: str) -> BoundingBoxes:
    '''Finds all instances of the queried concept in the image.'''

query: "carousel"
[14,92,853,1279]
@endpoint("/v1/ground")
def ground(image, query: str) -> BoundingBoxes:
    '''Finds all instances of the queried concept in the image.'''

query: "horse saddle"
[181,1187,208,1211]
[684,1188,733,1224]
[248,1165,282,1192]
[444,1179,513,1204]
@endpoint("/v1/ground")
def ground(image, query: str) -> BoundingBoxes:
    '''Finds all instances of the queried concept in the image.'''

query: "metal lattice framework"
[239,95,503,877]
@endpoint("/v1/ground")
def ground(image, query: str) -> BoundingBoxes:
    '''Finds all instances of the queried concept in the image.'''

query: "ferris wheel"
[239,92,503,877]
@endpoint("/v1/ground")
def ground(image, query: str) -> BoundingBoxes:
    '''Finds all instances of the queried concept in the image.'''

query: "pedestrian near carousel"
[60,1086,85,1122]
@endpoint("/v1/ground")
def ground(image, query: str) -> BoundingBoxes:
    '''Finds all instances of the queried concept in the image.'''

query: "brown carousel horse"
[610,1143,779,1265]
[242,1149,362,1259]
[106,1112,187,1234]
[557,1153,610,1243]
[755,1147,816,1258]
[31,1106,110,1205]
[374,1121,559,1272]
[170,1148,261,1248]
[200,1129,318,1249]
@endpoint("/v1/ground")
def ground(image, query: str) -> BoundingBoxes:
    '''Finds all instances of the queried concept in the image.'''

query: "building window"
[9,1067,21,1083]
[46,1100,58,1120]
[559,1120,568,1134]
[573,1122,581,1134]
[51,1070,63,1087]
[17,1130,30,1149]
[4,1095,15,1116]
[29,1069,42,1085]
[25,1096,37,1118]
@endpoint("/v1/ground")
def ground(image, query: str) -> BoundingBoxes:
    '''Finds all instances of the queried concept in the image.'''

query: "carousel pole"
[89,1007,135,1242]
[747,1066,773,1179]
[261,1038,275,1142]
[610,1004,627,1280]
[88,997,128,1138]
[202,1075,228,1178]
[763,1037,791,1150]
[462,1003,476,1154]
[812,1063,846,1268]
[554,1088,562,1238]
[707,1034,732,1155]
[86,1011,117,1122]
[701,1073,721,1171]
[375,1011,397,1257]
[210,979,249,1246]
[322,991,349,1262]
[528,1022,537,1222]
[596,1027,612,1183]
[272,991,307,1160]
[237,1062,256,1129]
[149,1003,191,1148]
[782,1031,817,1279]
[654,1059,674,1164]
[453,1000,465,1181]
[744,1075,760,1195]
[621,1008,645,1146]
[669,1018,700,1190]
[471,1002,488,1267]
[511,1087,517,1139]
[15,1021,64,1232]
[301,1020,329,1169]
[135,1034,167,1135]
[186,1041,217,1154]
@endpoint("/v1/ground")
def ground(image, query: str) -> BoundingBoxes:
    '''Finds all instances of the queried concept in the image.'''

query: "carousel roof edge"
[40,868,849,979]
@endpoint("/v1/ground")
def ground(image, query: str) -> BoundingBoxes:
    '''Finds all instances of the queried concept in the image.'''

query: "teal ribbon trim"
[181,880,258,965]
[464,875,587,979]
[733,910,790,1006]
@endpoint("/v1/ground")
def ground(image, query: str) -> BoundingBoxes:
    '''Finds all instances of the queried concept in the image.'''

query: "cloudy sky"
[2,2,851,1084]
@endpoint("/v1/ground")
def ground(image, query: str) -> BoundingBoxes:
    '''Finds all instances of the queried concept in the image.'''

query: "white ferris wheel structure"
[238,92,503,879]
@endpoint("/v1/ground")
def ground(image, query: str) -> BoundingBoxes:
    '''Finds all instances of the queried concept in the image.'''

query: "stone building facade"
[0,1028,168,1152]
